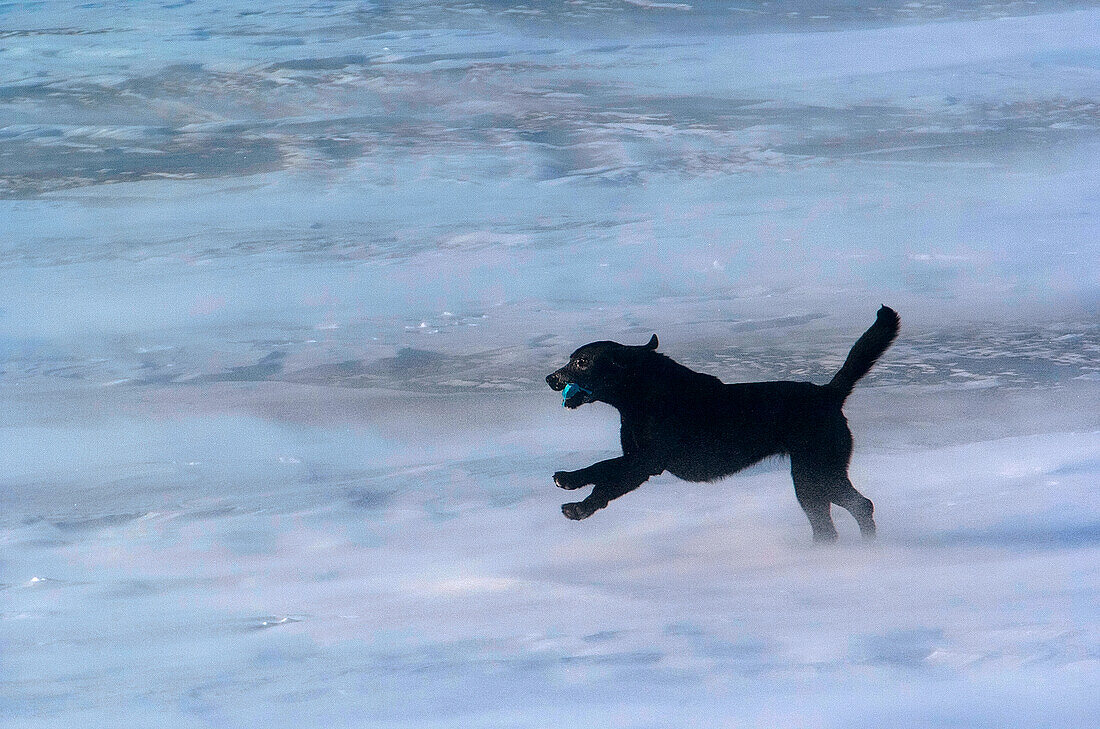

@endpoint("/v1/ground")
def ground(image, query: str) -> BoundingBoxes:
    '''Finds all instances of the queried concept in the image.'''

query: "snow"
[1,1,1098,726]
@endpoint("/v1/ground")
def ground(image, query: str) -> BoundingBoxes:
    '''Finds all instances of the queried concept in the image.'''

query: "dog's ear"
[610,335,658,369]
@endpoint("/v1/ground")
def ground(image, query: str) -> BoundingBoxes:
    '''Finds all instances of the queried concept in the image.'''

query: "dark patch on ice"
[382,51,510,66]
[266,55,371,71]
[526,333,558,348]
[289,349,453,385]
[706,637,774,662]
[1049,457,1100,476]
[374,348,448,373]
[253,36,306,48]
[288,347,528,391]
[220,528,278,556]
[50,512,147,532]
[346,487,393,510]
[99,579,161,598]
[788,98,1100,160]
[189,351,286,383]
[0,127,285,198]
[850,628,942,668]
[727,314,827,333]
[0,27,122,39]
[583,630,622,643]
[173,505,239,522]
[0,82,55,101]
[560,650,663,667]
[590,44,629,54]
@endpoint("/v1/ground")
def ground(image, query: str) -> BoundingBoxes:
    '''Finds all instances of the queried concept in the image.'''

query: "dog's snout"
[546,370,566,391]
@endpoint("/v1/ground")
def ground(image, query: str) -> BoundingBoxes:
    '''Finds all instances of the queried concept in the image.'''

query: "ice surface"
[1,1,1098,727]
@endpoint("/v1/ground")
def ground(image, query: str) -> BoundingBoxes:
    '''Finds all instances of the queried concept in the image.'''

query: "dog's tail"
[827,306,900,403]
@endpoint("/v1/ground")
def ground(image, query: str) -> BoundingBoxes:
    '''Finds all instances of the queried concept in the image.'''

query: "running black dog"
[546,306,900,542]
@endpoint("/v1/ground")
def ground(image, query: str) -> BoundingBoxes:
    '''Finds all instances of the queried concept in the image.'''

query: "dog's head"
[546,334,659,408]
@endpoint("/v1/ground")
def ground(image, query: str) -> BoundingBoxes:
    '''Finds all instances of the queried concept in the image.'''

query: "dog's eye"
[574,358,590,370]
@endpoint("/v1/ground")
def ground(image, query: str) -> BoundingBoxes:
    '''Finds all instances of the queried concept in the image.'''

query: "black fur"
[546,306,900,542]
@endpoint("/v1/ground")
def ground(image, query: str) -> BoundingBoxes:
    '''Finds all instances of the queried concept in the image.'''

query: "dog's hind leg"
[791,456,876,542]
[830,478,876,540]
[790,455,840,543]
[789,415,877,543]
[793,486,838,543]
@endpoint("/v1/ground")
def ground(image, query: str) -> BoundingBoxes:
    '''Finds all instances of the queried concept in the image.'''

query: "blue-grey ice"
[1,1,1098,727]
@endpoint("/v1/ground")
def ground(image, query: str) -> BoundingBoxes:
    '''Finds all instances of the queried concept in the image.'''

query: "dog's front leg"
[561,458,659,520]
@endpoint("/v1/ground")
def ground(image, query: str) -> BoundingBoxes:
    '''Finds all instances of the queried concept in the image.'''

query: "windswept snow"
[1,1,1098,726]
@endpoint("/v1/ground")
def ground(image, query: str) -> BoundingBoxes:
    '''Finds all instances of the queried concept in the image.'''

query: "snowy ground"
[2,1,1098,727]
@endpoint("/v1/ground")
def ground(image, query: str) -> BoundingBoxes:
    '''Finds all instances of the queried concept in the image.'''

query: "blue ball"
[562,383,590,407]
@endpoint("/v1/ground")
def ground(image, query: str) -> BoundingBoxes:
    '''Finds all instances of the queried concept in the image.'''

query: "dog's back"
[654,379,830,482]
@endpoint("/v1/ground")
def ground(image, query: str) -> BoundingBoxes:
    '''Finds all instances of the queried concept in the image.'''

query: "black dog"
[546,306,900,542]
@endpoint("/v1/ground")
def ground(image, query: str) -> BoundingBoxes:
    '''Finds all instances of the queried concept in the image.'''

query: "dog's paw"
[553,471,586,490]
[562,500,598,520]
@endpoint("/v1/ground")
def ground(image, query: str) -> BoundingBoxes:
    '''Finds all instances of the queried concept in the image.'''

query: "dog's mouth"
[561,382,593,409]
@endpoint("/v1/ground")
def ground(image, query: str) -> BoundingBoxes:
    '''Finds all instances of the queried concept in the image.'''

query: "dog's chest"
[618,409,685,455]
[619,414,658,455]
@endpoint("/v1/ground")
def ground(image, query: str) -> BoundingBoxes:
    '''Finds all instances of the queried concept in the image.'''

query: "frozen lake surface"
[2,1,1098,726]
